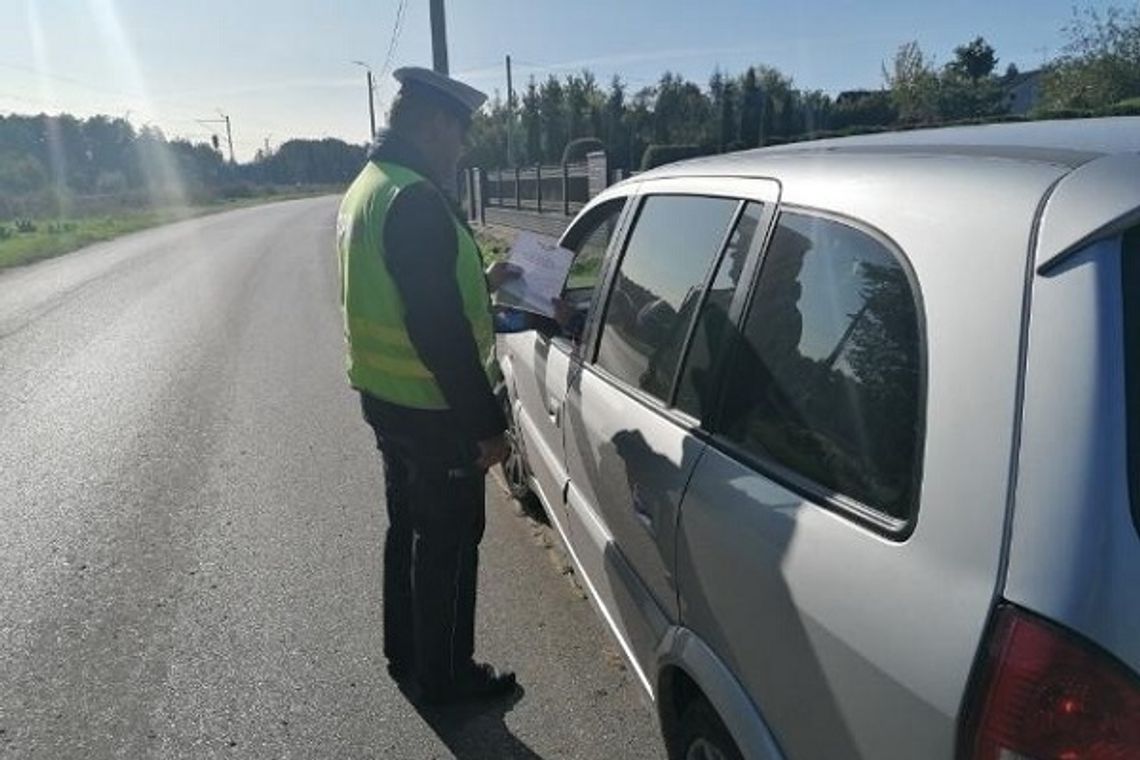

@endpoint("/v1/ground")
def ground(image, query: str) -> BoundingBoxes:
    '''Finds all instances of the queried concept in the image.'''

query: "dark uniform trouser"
[361,395,486,694]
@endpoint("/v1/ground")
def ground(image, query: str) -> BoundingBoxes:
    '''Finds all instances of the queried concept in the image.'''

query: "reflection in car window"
[565,200,623,291]
[596,195,738,400]
[676,202,766,419]
[721,213,922,521]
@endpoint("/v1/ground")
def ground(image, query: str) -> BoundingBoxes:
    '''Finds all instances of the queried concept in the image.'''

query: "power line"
[0,61,146,99]
[378,0,409,82]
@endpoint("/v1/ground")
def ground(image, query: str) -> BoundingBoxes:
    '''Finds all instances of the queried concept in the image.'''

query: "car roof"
[601,117,1140,271]
[637,117,1140,178]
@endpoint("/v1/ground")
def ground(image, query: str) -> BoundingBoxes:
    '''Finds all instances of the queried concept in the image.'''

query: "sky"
[0,0,1123,161]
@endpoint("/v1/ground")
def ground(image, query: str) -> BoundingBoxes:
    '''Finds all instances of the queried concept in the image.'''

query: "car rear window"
[718,212,924,525]
[1123,224,1140,536]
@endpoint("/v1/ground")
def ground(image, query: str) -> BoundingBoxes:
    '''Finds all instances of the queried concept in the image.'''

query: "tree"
[885,41,941,122]
[653,72,710,146]
[603,76,630,169]
[754,66,797,140]
[521,77,541,164]
[563,72,592,140]
[1042,4,1140,110]
[538,76,567,163]
[739,67,763,147]
[831,90,895,129]
[464,93,510,167]
[949,36,998,80]
[709,70,736,150]
[798,90,833,134]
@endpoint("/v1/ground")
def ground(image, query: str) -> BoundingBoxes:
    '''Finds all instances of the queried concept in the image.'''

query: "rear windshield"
[1124,224,1140,536]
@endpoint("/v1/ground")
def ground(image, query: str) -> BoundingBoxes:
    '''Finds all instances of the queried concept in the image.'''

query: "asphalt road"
[0,197,665,759]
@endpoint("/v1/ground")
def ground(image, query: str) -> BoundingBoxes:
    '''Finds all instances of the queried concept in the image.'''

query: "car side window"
[563,199,624,292]
[595,195,739,402]
[675,201,767,420]
[720,212,923,522]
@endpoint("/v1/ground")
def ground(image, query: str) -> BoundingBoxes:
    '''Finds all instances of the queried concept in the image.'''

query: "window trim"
[576,194,641,360]
[670,200,780,416]
[528,193,635,353]
[586,192,743,382]
[582,177,781,367]
[559,196,630,256]
[567,182,781,438]
[705,205,929,539]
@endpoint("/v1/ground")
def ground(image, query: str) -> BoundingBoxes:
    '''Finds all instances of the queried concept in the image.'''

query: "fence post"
[497,168,504,206]
[514,166,521,210]
[562,163,570,216]
[586,150,609,199]
[475,168,486,225]
[535,164,543,213]
[464,169,474,221]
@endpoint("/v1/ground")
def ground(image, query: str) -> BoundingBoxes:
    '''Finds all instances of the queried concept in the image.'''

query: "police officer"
[336,67,518,705]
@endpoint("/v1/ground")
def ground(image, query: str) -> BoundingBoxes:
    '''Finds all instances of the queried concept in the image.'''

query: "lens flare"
[85,0,188,210]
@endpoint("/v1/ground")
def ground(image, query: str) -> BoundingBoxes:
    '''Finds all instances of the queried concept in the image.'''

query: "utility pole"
[351,60,377,138]
[505,54,514,166]
[430,0,449,75]
[196,112,235,163]
[223,113,234,164]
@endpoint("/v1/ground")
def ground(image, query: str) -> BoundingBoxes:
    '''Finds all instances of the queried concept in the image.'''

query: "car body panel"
[1005,235,1140,675]
[657,626,786,759]
[498,331,574,514]
[1035,154,1140,269]
[675,158,1063,759]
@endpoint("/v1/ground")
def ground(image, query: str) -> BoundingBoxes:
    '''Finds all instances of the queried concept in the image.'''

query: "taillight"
[960,605,1140,760]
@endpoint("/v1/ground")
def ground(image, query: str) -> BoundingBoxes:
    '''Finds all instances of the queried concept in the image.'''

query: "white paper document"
[494,232,574,318]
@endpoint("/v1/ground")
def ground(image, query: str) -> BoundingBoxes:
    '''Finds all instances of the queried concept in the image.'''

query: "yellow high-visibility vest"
[336,161,495,409]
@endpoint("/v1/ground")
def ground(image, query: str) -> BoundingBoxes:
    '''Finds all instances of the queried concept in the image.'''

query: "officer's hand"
[485,262,522,292]
[476,434,510,470]
[551,297,576,328]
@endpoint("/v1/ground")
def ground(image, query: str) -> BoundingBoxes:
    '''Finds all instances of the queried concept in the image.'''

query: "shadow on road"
[407,683,544,759]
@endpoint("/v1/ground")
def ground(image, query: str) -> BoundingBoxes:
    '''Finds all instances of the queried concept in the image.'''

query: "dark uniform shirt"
[362,131,506,446]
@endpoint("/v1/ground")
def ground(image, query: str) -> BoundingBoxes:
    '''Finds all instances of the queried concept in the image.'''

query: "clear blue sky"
[0,0,1122,160]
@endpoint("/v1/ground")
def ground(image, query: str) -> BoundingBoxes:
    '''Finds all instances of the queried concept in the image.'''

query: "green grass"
[0,190,335,270]
[473,225,516,264]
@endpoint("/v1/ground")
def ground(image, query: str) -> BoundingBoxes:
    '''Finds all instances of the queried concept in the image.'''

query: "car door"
[561,178,779,692]
[499,198,628,519]
[676,210,935,758]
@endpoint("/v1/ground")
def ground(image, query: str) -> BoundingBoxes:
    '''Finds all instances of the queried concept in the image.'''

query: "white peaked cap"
[392,67,487,117]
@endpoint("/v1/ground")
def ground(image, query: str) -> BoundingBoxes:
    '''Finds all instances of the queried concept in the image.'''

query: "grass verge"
[0,190,336,270]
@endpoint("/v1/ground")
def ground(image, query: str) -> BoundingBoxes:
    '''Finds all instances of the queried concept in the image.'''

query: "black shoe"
[387,660,413,683]
[420,662,517,706]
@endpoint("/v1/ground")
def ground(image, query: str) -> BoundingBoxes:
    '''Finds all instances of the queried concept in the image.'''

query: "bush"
[1030,107,1097,120]
[561,137,606,165]
[15,218,37,234]
[219,182,257,200]
[1105,98,1140,116]
[640,144,705,171]
[0,225,10,240]
[46,221,78,234]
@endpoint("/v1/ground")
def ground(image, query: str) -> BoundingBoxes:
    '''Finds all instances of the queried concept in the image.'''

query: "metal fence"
[483,162,591,216]
[458,151,632,232]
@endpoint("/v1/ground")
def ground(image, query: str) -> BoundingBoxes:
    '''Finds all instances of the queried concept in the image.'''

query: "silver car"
[496,117,1140,759]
